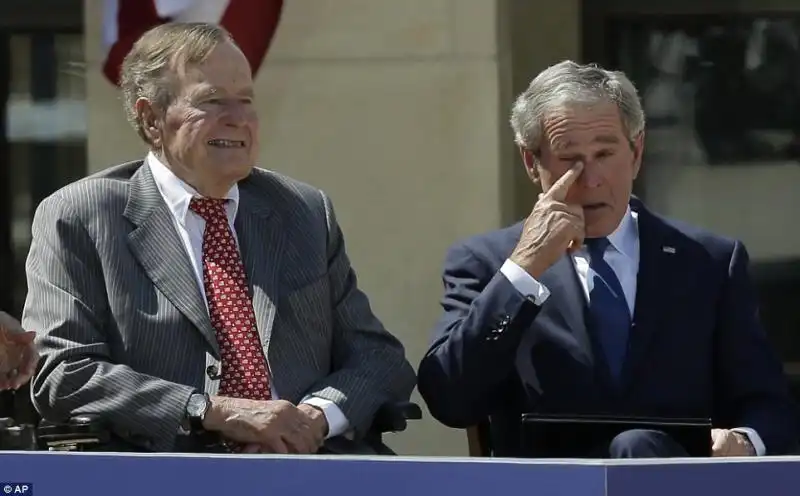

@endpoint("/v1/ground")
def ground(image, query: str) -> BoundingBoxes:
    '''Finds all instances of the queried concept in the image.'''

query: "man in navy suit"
[417,61,797,458]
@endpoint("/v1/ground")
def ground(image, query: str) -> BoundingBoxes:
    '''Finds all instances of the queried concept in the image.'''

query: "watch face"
[187,394,208,417]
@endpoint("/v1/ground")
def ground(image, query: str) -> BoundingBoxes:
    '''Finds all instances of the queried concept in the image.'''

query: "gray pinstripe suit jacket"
[22,160,415,452]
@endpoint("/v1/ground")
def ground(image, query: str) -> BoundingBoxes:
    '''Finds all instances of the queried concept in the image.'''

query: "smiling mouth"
[207,139,245,148]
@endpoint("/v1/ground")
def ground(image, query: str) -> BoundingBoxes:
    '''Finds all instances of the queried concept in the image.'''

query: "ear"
[135,97,162,145]
[519,146,541,185]
[631,131,645,179]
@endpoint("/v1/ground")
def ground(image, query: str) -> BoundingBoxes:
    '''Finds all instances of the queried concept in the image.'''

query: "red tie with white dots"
[189,197,272,402]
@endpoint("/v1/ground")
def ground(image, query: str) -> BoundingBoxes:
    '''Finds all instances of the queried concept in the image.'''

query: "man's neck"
[151,150,237,199]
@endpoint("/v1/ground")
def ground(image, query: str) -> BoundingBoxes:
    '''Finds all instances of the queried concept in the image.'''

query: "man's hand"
[510,161,585,279]
[297,403,329,441]
[202,397,324,454]
[711,429,756,457]
[0,311,39,390]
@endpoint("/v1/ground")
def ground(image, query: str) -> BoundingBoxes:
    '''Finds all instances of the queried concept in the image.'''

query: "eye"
[596,149,615,159]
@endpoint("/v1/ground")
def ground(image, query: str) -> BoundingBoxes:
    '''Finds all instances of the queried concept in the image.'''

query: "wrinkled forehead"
[170,41,254,97]
[543,102,628,151]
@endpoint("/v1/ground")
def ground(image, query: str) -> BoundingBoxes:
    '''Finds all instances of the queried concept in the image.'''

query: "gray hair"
[510,60,645,153]
[119,22,232,145]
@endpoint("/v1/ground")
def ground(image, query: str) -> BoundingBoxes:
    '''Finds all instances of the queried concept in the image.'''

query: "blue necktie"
[585,237,631,382]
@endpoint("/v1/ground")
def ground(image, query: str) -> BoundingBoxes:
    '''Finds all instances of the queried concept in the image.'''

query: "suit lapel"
[620,201,682,389]
[124,163,220,357]
[235,180,285,379]
[539,255,594,365]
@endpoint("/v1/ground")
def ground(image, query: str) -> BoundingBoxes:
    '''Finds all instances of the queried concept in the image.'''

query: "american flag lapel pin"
[662,246,676,254]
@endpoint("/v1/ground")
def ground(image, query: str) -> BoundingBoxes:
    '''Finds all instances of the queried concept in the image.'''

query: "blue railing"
[0,452,798,496]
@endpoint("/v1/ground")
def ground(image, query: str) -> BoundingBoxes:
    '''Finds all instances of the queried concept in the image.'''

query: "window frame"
[0,0,83,314]
[0,0,83,31]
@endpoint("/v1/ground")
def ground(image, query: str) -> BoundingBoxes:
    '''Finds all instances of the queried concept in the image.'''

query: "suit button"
[207,365,220,379]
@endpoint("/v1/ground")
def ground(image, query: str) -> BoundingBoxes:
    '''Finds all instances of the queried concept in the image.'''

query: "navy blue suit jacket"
[418,199,797,456]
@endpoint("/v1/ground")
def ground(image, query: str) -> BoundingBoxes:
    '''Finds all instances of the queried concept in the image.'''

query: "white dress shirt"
[500,207,765,455]
[147,152,349,438]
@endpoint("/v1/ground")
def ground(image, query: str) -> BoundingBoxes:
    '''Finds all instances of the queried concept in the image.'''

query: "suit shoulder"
[248,167,325,207]
[654,212,740,260]
[445,222,524,270]
[37,161,140,218]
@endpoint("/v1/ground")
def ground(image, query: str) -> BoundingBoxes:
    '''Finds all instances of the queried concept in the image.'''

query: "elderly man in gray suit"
[22,22,415,454]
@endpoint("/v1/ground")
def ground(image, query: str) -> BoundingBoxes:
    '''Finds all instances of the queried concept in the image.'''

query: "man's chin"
[215,161,255,180]
[583,208,623,238]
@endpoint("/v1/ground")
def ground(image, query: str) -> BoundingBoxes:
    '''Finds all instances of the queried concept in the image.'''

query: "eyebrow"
[191,86,254,99]
[187,86,216,100]
[553,134,620,150]
[593,134,620,145]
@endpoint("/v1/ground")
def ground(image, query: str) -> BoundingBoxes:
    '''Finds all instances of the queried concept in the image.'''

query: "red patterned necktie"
[189,197,272,401]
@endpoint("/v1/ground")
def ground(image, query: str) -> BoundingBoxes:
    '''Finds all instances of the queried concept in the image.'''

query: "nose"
[221,101,252,127]
[579,161,603,188]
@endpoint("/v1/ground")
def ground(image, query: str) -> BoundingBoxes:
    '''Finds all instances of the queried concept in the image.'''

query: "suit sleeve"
[417,241,541,428]
[300,193,416,439]
[715,240,798,454]
[23,194,195,452]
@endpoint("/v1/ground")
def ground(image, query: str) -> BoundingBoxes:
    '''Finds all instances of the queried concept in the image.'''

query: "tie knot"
[585,237,611,257]
[189,197,228,222]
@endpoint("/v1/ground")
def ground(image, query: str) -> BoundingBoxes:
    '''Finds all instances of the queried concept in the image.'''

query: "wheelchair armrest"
[0,418,37,451]
[37,414,110,451]
[370,401,423,434]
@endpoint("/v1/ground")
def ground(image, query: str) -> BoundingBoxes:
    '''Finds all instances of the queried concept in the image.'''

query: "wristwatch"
[185,392,210,432]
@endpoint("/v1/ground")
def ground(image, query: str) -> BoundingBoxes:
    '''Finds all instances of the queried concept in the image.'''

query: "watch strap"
[186,392,210,433]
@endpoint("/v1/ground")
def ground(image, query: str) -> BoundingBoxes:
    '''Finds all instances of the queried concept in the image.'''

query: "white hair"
[119,22,232,145]
[510,60,645,152]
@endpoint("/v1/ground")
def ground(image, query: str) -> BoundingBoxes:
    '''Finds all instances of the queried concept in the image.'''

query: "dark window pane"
[608,16,800,167]
[5,32,86,314]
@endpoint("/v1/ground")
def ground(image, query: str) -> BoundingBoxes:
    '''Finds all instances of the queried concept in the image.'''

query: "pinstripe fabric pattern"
[22,160,416,452]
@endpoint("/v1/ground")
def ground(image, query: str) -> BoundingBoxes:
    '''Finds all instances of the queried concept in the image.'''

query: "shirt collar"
[146,151,239,226]
[605,205,638,259]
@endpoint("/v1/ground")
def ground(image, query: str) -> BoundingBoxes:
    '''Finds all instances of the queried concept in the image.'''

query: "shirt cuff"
[500,259,551,305]
[731,427,766,456]
[301,396,350,439]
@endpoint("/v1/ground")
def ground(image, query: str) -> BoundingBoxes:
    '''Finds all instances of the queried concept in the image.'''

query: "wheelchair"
[0,388,422,453]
